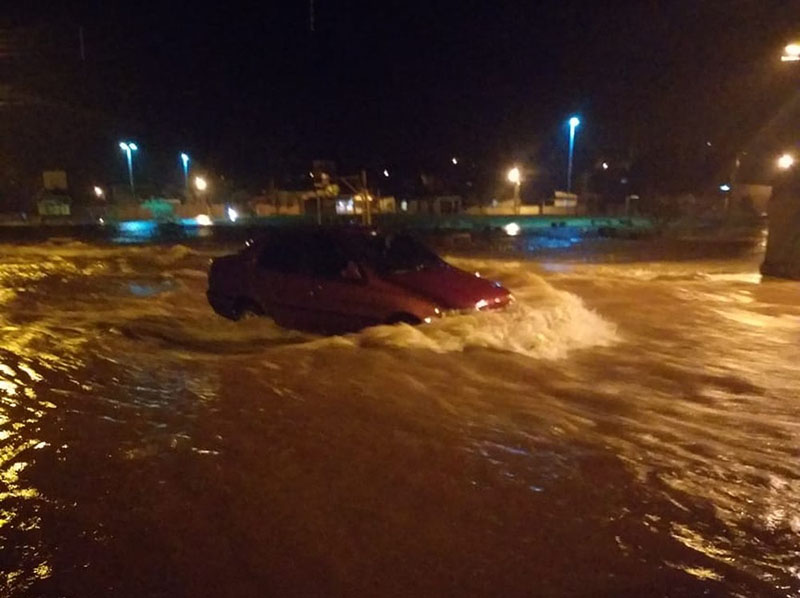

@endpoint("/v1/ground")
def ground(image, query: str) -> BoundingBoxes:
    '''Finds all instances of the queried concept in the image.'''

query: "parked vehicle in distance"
[207,227,513,334]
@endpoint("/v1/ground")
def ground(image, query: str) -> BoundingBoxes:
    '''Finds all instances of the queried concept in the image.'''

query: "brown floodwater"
[0,238,798,597]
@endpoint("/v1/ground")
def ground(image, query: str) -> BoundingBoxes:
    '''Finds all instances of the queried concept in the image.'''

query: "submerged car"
[207,227,512,333]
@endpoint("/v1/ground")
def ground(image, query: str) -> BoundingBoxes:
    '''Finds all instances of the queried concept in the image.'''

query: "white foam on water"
[328,260,618,359]
[345,298,616,359]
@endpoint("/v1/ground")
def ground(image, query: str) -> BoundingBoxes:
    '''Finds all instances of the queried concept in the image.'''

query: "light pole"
[180,152,190,191]
[194,175,210,211]
[119,141,138,197]
[567,116,580,193]
[507,166,521,214]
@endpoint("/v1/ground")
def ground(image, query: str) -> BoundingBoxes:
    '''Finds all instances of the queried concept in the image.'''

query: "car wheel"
[229,298,263,321]
[385,313,421,326]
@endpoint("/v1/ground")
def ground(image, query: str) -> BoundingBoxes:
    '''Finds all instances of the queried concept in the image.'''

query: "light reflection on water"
[0,241,798,595]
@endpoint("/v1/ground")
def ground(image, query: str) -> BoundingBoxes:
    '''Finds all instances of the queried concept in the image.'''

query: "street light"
[782,43,800,62]
[507,166,522,214]
[383,169,389,177]
[451,157,458,165]
[118,141,138,196]
[194,175,208,191]
[93,186,105,199]
[567,116,580,193]
[777,153,795,170]
[180,152,190,189]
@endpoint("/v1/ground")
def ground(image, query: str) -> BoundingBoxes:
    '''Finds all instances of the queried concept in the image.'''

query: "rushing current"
[0,236,798,597]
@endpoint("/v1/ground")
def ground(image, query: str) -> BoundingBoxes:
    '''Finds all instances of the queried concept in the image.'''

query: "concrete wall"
[761,191,800,279]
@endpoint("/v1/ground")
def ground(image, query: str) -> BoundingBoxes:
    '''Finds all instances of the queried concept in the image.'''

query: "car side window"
[257,235,305,274]
[307,233,347,279]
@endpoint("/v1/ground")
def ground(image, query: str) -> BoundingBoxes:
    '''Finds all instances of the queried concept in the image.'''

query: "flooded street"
[1,238,799,597]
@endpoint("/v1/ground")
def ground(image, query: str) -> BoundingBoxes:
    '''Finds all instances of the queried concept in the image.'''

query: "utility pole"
[361,169,371,226]
[78,26,86,62]
[336,171,372,226]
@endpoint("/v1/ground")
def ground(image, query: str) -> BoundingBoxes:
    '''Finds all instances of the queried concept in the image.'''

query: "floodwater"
[0,237,798,597]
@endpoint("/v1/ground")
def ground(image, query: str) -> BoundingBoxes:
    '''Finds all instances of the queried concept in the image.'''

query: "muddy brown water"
[0,238,798,597]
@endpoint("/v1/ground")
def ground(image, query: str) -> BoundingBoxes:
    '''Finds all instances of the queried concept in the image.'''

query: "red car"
[207,228,512,333]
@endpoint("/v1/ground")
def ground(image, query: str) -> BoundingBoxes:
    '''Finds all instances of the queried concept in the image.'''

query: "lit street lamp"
[180,152,190,190]
[507,166,522,214]
[194,175,208,192]
[777,153,795,170]
[118,141,138,196]
[781,43,800,62]
[194,175,210,212]
[93,186,105,199]
[567,116,580,193]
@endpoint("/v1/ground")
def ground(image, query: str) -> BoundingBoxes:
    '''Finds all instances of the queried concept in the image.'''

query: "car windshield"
[349,233,442,273]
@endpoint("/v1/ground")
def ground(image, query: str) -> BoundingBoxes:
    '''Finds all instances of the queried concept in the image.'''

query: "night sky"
[2,1,800,199]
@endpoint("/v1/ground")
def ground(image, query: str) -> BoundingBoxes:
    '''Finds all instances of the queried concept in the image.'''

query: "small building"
[398,196,462,215]
[730,184,772,216]
[37,193,71,217]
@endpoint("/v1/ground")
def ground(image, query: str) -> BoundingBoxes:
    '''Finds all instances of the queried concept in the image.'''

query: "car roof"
[247,225,382,246]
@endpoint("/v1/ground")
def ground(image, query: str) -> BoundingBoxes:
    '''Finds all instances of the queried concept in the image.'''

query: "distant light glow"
[194,176,208,191]
[504,222,521,236]
[475,299,489,311]
[507,166,521,184]
[93,186,104,198]
[778,153,795,170]
[180,152,189,165]
[195,214,212,226]
[602,162,609,170]
[98,217,105,225]
[128,143,138,151]
[119,220,156,235]
[423,317,433,324]
[474,271,481,277]
[227,206,239,222]
[309,171,314,178]
[383,169,389,177]
[719,184,731,192]
[783,43,800,61]
[119,142,129,151]
[451,157,458,165]
[569,116,580,128]
[400,200,408,211]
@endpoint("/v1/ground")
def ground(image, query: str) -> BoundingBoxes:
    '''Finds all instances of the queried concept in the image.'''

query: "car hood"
[383,265,509,310]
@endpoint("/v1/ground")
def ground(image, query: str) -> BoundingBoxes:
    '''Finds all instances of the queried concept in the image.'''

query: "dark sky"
[4,0,800,191]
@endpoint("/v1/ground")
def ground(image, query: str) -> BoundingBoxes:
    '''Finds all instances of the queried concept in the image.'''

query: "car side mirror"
[340,260,363,282]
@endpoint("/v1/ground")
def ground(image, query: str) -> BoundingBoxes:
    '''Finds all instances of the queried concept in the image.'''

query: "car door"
[250,232,318,330]
[305,233,386,333]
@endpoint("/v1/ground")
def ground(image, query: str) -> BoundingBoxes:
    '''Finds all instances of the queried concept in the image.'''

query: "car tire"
[385,313,421,326]
[228,298,263,321]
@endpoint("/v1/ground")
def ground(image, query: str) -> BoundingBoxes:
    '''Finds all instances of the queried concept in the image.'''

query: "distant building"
[37,193,71,217]
[731,184,772,216]
[398,196,462,215]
